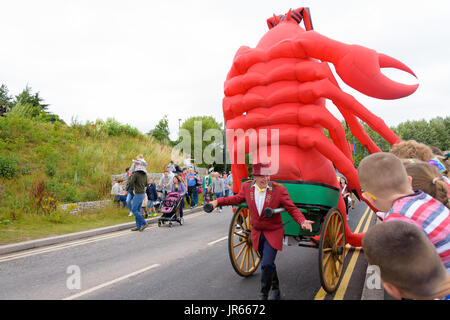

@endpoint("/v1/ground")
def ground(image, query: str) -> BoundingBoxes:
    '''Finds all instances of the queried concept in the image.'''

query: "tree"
[14,84,49,115]
[148,115,171,144]
[6,84,65,124]
[0,84,13,110]
[178,116,223,168]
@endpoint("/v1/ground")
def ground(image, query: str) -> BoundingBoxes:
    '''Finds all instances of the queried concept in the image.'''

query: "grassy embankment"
[0,115,179,245]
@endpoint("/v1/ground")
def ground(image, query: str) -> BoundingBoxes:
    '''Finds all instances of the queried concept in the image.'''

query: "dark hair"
[173,175,182,184]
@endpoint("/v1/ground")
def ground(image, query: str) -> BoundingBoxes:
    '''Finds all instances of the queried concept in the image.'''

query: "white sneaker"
[219,208,222,213]
[128,212,133,217]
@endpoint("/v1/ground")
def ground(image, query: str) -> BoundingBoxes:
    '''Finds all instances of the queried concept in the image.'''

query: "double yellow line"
[314,205,373,300]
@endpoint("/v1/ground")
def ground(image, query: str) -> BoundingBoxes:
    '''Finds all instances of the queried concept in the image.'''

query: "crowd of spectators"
[356,140,449,300]
[111,158,234,220]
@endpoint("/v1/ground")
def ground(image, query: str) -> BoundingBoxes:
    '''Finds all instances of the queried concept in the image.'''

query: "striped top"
[385,191,450,272]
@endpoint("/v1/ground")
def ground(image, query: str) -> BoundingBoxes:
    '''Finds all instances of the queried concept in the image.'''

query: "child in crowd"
[338,176,351,216]
[404,162,450,209]
[357,152,450,272]
[362,220,450,300]
[141,195,149,218]
[391,140,449,182]
[390,140,434,162]
[146,176,158,216]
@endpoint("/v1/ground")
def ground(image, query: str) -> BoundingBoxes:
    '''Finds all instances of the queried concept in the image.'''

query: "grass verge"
[0,204,135,246]
[0,196,204,246]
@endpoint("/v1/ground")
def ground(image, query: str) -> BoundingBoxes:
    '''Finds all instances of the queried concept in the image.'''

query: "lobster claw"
[334,45,418,100]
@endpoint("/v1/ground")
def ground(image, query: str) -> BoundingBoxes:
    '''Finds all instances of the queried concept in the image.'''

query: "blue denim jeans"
[131,193,147,228]
[214,193,223,209]
[126,192,134,211]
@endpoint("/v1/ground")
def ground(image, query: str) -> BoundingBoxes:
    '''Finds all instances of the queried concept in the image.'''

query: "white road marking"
[0,231,131,263]
[0,210,208,263]
[63,264,160,300]
[207,236,228,246]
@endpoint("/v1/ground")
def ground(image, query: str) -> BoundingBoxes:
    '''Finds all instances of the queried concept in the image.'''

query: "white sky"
[1,0,449,140]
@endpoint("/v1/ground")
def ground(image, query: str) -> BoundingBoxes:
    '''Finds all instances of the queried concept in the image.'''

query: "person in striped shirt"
[358,152,450,272]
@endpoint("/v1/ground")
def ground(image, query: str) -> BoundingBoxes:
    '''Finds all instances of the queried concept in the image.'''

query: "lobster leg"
[224,58,384,154]
[225,103,353,162]
[297,79,402,145]
[230,32,418,100]
[293,127,363,247]
[224,79,400,146]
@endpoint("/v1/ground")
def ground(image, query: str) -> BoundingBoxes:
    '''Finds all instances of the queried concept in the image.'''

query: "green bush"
[104,118,141,137]
[0,156,18,179]
[45,162,56,177]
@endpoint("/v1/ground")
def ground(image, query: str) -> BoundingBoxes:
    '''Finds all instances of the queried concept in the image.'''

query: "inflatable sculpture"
[223,7,418,247]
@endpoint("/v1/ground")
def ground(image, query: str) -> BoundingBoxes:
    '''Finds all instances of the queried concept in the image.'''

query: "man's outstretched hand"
[300,220,315,232]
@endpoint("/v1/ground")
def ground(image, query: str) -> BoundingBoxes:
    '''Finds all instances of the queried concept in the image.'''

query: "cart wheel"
[169,222,172,227]
[158,221,161,227]
[228,207,260,277]
[318,207,346,293]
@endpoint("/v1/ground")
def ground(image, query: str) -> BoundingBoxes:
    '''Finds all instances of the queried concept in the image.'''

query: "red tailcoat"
[217,180,306,251]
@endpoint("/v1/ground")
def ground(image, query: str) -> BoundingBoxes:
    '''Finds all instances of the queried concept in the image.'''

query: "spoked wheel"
[228,207,260,277]
[318,207,346,293]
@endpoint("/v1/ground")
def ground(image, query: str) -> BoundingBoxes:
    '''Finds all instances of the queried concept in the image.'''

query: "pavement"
[0,205,204,256]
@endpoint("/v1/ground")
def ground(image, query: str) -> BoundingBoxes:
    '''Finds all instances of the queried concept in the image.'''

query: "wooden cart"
[228,180,345,293]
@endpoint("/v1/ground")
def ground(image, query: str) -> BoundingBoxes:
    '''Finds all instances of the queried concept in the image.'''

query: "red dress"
[217,180,306,251]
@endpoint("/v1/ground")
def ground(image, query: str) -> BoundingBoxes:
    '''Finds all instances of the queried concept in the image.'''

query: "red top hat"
[252,162,272,176]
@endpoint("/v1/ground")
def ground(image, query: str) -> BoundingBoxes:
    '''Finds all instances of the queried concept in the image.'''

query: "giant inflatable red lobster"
[223,7,418,247]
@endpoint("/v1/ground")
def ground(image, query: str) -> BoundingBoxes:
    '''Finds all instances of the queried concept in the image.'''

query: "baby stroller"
[157,192,183,227]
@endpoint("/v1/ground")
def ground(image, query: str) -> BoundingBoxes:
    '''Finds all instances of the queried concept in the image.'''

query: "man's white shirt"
[254,185,269,216]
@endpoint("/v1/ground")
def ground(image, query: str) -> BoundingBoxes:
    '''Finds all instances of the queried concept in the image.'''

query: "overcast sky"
[1,0,449,140]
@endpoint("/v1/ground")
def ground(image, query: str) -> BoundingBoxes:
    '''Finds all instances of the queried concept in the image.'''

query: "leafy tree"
[178,116,223,168]
[0,84,13,110]
[14,85,49,115]
[148,115,171,144]
[6,84,65,124]
[335,116,450,167]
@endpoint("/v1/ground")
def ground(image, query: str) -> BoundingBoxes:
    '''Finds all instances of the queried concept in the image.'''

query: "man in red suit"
[210,162,314,300]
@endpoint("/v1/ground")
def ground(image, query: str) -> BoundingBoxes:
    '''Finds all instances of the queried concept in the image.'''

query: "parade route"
[0,201,377,300]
